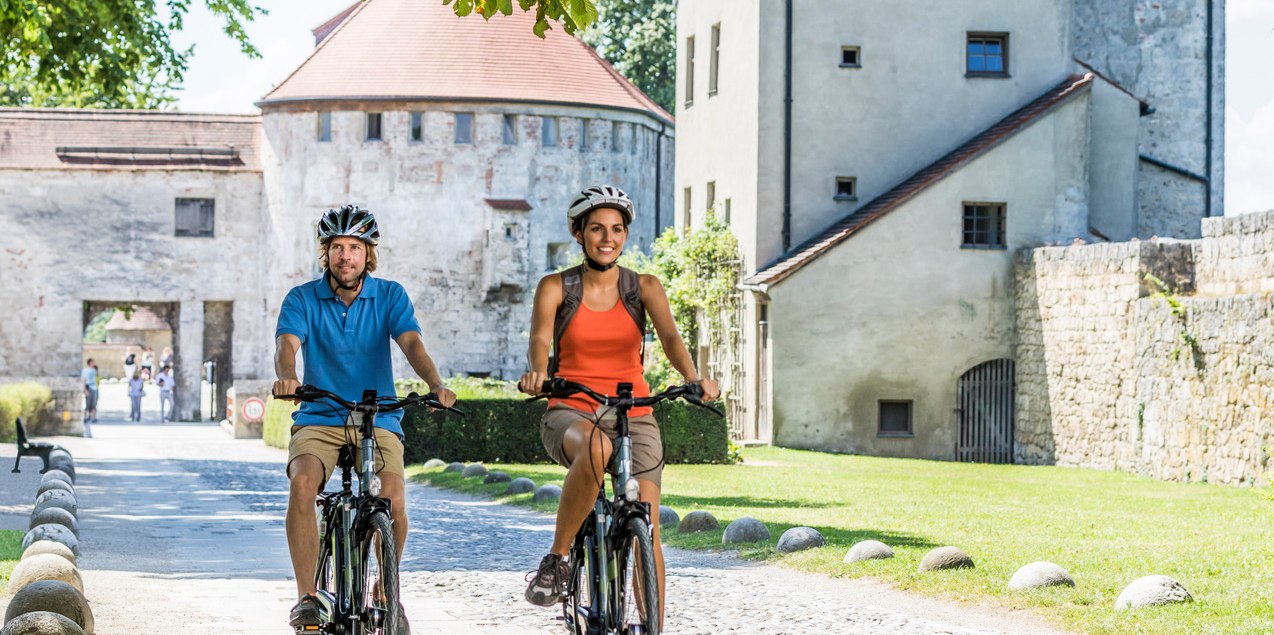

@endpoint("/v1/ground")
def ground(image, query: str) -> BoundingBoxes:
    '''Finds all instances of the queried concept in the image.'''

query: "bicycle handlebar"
[273,384,466,416]
[527,378,723,417]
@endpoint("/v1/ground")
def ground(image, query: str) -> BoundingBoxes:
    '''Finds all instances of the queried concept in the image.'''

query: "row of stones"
[3,451,97,635]
[671,511,1194,612]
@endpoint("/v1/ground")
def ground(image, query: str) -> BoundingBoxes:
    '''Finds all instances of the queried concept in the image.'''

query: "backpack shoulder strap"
[618,266,648,368]
[549,265,585,375]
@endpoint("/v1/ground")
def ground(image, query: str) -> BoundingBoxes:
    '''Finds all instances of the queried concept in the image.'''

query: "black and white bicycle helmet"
[566,185,635,234]
[317,204,380,245]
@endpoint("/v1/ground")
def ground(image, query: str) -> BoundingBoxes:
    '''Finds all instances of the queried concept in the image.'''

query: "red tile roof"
[0,108,262,171]
[260,0,670,124]
[744,73,1094,288]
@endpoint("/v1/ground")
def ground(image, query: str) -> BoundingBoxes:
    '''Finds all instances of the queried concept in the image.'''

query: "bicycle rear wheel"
[619,517,660,635]
[358,511,401,635]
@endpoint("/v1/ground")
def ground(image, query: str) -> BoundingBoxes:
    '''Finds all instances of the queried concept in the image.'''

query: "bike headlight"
[369,474,382,496]
[624,477,640,502]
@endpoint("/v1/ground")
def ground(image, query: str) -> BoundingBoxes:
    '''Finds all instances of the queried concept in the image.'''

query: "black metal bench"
[11,418,63,474]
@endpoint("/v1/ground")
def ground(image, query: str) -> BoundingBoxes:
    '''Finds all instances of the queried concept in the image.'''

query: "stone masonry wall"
[1015,210,1274,485]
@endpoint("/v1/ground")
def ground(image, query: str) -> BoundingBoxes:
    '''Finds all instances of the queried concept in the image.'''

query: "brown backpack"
[549,264,647,376]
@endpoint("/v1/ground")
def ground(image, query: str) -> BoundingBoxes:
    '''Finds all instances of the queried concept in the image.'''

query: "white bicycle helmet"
[317,204,380,245]
[566,185,635,234]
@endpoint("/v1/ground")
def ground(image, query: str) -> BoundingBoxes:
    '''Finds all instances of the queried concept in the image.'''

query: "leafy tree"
[581,0,675,113]
[442,0,598,37]
[1,0,266,109]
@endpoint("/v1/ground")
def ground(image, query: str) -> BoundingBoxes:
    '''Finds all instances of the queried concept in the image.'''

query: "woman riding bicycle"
[518,185,720,625]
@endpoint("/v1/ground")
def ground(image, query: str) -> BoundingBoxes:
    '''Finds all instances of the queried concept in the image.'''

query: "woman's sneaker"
[288,594,322,632]
[524,553,569,606]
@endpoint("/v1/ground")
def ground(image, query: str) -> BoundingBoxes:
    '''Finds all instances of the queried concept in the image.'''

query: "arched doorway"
[956,359,1015,464]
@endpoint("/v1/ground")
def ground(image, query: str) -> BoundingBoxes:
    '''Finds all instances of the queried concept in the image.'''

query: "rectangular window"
[454,112,474,144]
[706,180,716,211]
[709,23,720,95]
[317,112,332,142]
[410,112,423,141]
[878,401,913,437]
[967,33,1009,77]
[579,118,591,151]
[724,197,732,224]
[366,112,382,141]
[174,198,215,237]
[541,116,558,147]
[835,176,857,201]
[962,202,1007,249]
[502,114,517,145]
[840,45,861,68]
[610,121,623,153]
[685,36,695,106]
[683,186,693,231]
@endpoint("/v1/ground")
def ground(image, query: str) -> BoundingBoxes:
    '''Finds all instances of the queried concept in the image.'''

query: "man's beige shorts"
[540,406,664,488]
[287,422,405,487]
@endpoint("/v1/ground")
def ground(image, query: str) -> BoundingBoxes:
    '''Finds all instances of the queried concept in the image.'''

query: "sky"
[174,0,1274,216]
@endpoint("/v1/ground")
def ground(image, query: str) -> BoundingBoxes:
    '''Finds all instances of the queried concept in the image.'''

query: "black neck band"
[584,255,617,271]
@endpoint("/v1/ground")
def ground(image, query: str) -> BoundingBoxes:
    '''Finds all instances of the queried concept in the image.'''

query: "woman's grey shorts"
[540,406,664,488]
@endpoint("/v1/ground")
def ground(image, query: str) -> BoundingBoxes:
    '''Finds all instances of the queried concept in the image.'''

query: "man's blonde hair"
[318,239,378,273]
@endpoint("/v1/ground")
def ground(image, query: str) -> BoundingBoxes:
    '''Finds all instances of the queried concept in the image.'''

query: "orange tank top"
[549,299,652,417]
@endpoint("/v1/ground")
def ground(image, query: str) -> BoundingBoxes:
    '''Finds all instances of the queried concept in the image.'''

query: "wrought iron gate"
[956,359,1015,464]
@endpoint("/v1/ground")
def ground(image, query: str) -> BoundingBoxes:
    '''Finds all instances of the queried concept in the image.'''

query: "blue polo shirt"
[275,274,421,436]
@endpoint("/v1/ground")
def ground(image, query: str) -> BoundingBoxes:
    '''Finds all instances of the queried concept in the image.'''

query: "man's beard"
[329,265,365,290]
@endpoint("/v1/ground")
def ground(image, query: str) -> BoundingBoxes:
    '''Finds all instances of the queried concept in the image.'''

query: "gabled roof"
[259,0,671,124]
[744,73,1094,288]
[0,108,261,171]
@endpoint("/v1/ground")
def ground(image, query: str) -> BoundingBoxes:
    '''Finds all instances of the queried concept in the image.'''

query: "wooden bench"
[11,418,63,474]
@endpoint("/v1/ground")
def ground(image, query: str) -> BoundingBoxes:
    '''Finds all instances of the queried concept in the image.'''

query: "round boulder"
[658,506,680,527]
[678,511,719,534]
[29,508,79,538]
[1115,575,1193,610]
[422,458,447,468]
[47,449,73,467]
[0,611,85,635]
[33,490,77,518]
[5,580,94,634]
[36,480,74,498]
[722,517,770,544]
[40,470,74,487]
[461,463,488,478]
[533,484,562,504]
[22,525,78,557]
[1008,561,1075,591]
[6,553,84,595]
[443,462,466,474]
[776,526,825,553]
[46,460,75,482]
[506,478,535,495]
[844,540,894,563]
[919,546,975,572]
[21,541,76,566]
[483,471,512,484]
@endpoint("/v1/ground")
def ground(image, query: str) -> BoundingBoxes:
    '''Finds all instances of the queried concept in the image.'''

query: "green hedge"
[263,398,298,450]
[0,382,54,443]
[401,399,729,465]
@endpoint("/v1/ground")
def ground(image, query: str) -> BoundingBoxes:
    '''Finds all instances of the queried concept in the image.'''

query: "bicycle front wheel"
[359,511,401,635]
[620,517,660,635]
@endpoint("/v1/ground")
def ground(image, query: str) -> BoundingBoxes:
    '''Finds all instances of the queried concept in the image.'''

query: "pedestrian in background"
[128,369,145,422]
[156,365,175,422]
[123,350,137,381]
[161,346,173,370]
[141,347,155,379]
[82,358,99,423]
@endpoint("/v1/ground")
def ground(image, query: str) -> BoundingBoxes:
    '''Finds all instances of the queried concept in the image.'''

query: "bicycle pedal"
[294,626,323,634]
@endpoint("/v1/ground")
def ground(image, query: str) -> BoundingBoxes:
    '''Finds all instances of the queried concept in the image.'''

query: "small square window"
[410,112,423,142]
[174,198,215,237]
[454,112,473,144]
[542,116,558,147]
[317,112,332,142]
[962,202,1007,249]
[967,33,1009,77]
[834,177,857,201]
[366,113,382,141]
[840,46,861,68]
[879,401,913,437]
[502,114,517,145]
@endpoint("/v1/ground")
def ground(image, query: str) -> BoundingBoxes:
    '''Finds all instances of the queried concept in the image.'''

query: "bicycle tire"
[563,524,598,635]
[620,517,660,635]
[359,511,400,635]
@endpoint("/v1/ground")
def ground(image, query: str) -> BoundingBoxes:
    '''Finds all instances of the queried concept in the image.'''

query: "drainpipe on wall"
[655,122,666,235]
[1204,0,1214,217]
[782,0,793,253]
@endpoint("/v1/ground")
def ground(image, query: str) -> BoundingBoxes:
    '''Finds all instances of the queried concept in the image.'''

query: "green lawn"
[0,529,24,595]
[411,446,1274,635]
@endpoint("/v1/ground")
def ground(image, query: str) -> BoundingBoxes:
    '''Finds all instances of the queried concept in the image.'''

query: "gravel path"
[2,403,1073,634]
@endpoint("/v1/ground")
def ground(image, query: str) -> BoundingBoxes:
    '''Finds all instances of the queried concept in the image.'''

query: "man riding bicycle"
[518,185,720,627]
[274,204,456,633]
